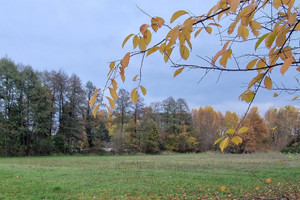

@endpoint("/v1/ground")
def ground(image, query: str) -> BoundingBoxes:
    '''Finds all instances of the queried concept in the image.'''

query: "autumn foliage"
[90,0,300,151]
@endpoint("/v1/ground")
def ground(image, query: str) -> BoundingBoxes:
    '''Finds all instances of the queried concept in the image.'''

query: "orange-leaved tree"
[90,0,300,151]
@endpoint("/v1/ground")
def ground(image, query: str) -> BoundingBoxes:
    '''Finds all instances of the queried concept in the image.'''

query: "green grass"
[0,152,299,199]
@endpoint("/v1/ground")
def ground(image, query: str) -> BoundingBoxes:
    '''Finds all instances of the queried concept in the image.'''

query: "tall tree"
[241,107,269,152]
[191,106,223,151]
[115,89,132,132]
[83,81,98,147]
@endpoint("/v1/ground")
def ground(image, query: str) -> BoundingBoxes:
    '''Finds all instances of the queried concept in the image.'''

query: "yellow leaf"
[122,33,134,48]
[238,25,249,41]
[220,137,229,152]
[239,90,255,103]
[208,23,222,27]
[133,75,139,81]
[151,18,158,32]
[273,0,281,9]
[205,26,212,34]
[131,88,138,104]
[255,33,269,50]
[106,96,115,110]
[214,136,225,145]
[166,25,178,41]
[238,127,249,134]
[297,67,300,72]
[133,35,139,49]
[228,21,238,35]
[288,13,297,25]
[140,85,147,96]
[194,28,203,38]
[250,20,262,30]
[246,59,258,69]
[140,24,149,35]
[164,47,173,63]
[174,67,184,78]
[228,0,240,13]
[92,104,100,117]
[111,79,117,90]
[248,73,264,89]
[276,32,286,47]
[170,10,188,23]
[219,49,232,68]
[231,136,243,145]
[156,17,165,27]
[139,36,147,51]
[220,185,226,192]
[226,129,235,134]
[280,56,294,75]
[109,87,118,101]
[180,45,190,60]
[107,62,115,77]
[265,178,272,184]
[212,41,230,65]
[89,88,99,108]
[274,93,279,97]
[143,29,152,45]
[264,76,273,90]
[121,52,130,68]
[105,104,112,116]
[265,32,277,49]
[295,23,300,31]
[292,96,299,101]
[256,58,266,72]
[147,46,160,56]
[120,72,126,83]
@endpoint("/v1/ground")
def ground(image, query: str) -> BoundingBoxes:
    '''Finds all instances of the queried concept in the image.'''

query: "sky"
[0,0,298,115]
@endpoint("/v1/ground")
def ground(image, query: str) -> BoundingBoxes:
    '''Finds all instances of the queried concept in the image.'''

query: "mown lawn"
[0,152,299,199]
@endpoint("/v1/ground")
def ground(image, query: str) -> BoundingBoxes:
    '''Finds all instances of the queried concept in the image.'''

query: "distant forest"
[0,57,299,156]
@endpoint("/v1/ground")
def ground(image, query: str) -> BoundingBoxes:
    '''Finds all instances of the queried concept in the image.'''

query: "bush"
[281,137,300,154]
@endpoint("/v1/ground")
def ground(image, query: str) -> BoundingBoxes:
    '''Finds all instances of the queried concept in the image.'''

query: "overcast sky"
[0,0,298,115]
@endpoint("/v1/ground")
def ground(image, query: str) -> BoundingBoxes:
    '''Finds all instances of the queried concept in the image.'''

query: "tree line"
[0,57,299,156]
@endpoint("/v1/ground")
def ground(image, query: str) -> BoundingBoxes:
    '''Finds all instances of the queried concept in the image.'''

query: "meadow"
[0,152,299,199]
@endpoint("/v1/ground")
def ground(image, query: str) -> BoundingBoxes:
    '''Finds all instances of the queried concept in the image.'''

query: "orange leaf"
[140,24,149,35]
[111,79,117,90]
[292,96,299,101]
[264,76,273,90]
[205,26,212,34]
[280,56,294,75]
[107,62,115,77]
[228,0,240,13]
[133,75,139,81]
[121,52,130,68]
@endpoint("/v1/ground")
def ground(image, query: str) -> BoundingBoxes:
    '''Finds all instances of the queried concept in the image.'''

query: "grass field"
[0,152,299,200]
